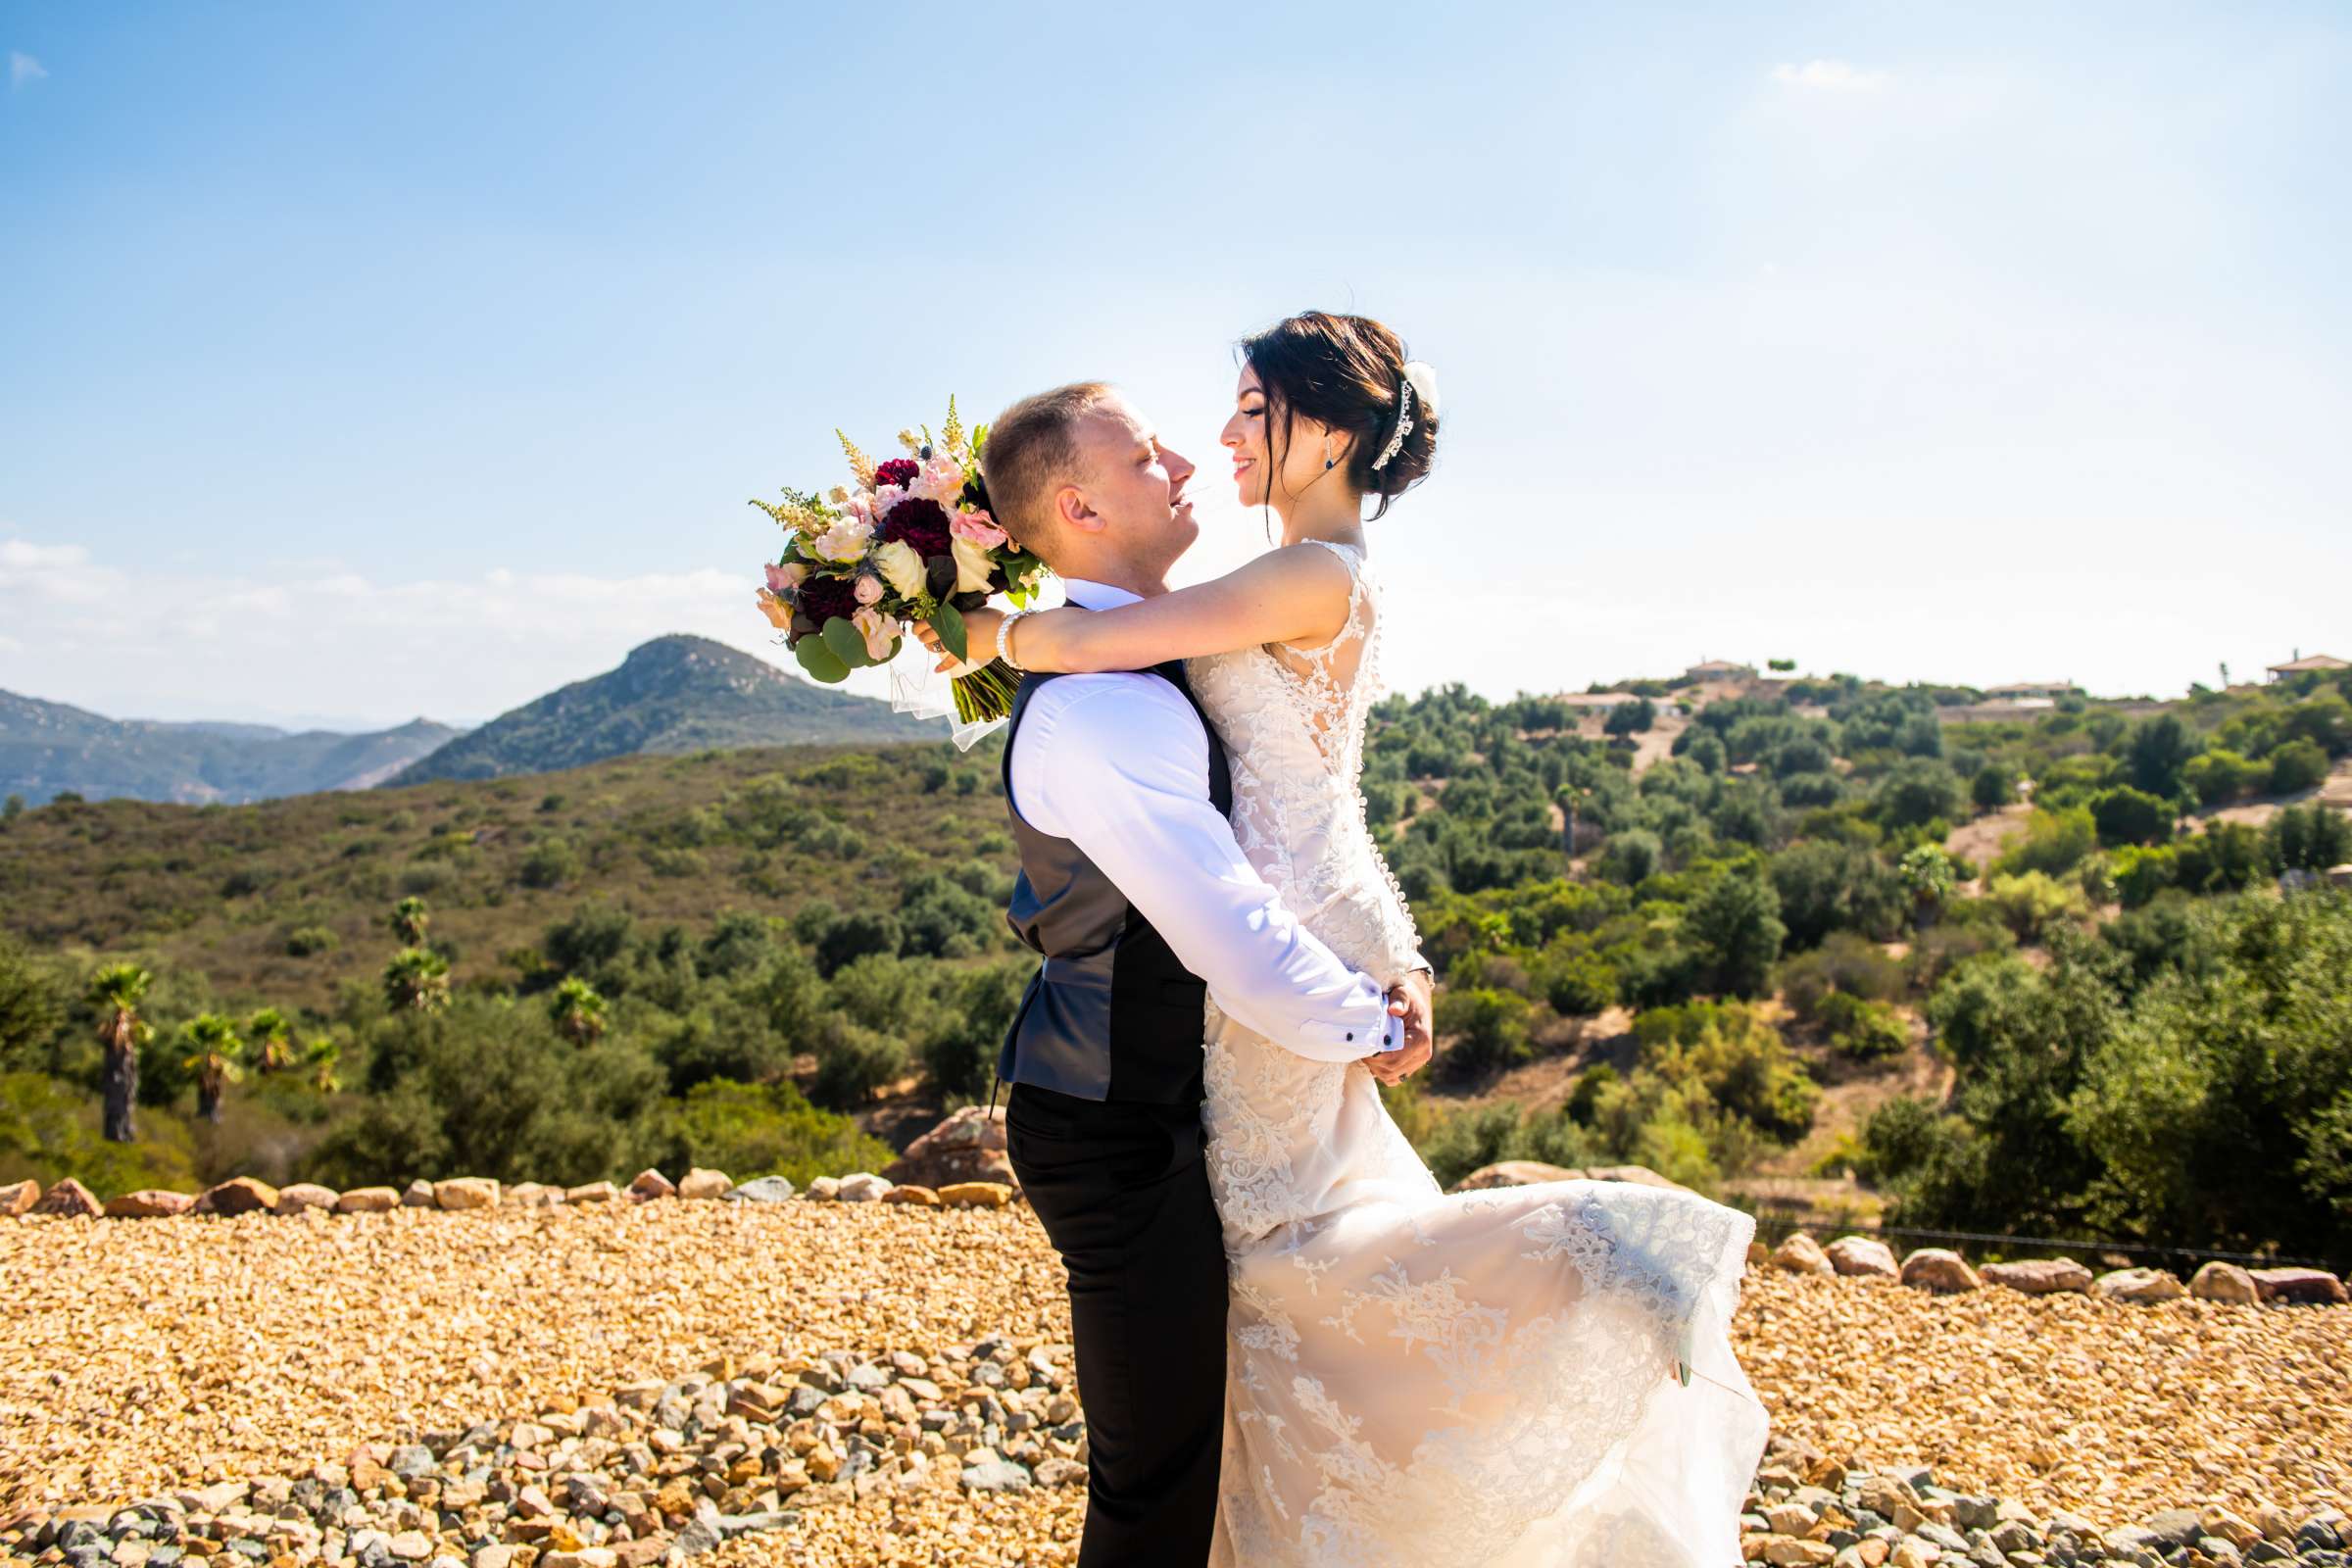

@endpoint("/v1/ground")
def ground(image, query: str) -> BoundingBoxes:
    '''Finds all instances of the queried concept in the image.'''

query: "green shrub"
[1984,871,2091,941]
[2268,738,2330,794]
[663,1078,891,1188]
[1818,991,1908,1058]
[284,925,338,957]
[1437,988,1535,1079]
[2088,787,2173,849]
[1993,808,2099,878]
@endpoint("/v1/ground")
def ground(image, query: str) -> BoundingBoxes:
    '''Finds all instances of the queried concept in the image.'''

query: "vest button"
[1346,1032,1354,1041]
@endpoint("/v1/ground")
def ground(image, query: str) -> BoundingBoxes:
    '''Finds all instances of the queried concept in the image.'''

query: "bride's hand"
[913,609,1004,672]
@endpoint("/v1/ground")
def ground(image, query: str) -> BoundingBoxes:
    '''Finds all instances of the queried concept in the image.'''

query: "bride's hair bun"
[1238,311,1439,518]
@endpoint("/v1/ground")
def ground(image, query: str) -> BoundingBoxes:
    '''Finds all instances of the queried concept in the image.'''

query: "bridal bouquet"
[750,399,1048,725]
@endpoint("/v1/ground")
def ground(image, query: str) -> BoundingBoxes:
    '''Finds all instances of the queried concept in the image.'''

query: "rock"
[1032,1457,1086,1488]
[1759,1540,1836,1567]
[626,1169,675,1201]
[335,1187,401,1214]
[2095,1266,2186,1303]
[104,1189,193,1219]
[564,1181,619,1204]
[1772,1233,1836,1276]
[882,1184,940,1206]
[506,1182,563,1207]
[192,1178,278,1218]
[883,1103,1016,1190]
[432,1178,499,1211]
[723,1176,798,1203]
[805,1176,841,1200]
[1897,1248,1981,1293]
[1452,1160,1585,1192]
[835,1172,893,1202]
[2190,1260,2263,1303]
[274,1183,339,1214]
[0,1178,39,1215]
[675,1168,733,1201]
[400,1179,435,1207]
[959,1457,1032,1494]
[2249,1267,2349,1305]
[29,1177,102,1218]
[937,1182,1014,1209]
[1825,1236,1898,1278]
[1981,1257,2093,1295]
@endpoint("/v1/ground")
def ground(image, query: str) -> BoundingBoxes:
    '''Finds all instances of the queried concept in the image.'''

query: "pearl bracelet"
[997,610,1034,671]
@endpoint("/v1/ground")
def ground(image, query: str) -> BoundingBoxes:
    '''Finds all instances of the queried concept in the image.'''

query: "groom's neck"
[1058,554,1169,600]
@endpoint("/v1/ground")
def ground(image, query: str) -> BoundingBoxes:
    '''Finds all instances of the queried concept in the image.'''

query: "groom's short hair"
[983,381,1115,548]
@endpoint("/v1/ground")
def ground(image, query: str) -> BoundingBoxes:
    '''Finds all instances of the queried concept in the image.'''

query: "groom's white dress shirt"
[1005,576,1403,1061]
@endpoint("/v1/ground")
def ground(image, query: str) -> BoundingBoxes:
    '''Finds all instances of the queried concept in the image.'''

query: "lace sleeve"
[1362,812,1430,981]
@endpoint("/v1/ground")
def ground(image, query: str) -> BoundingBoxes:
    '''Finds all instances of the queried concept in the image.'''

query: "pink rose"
[852,606,897,662]
[915,457,967,505]
[873,483,908,515]
[853,572,884,606]
[950,510,1008,550]
[763,561,808,594]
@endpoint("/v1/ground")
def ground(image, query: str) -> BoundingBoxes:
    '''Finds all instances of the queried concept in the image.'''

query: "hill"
[0,688,462,807]
[384,634,941,786]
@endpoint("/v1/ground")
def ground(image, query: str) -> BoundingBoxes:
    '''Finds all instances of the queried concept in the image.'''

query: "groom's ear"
[1054,480,1104,538]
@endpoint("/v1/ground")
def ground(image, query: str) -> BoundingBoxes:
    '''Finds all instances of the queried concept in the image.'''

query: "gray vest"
[997,663,1234,1103]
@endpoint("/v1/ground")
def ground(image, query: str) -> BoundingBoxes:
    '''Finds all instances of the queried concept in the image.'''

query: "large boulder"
[883,1184,941,1207]
[193,1176,279,1217]
[836,1172,894,1203]
[1981,1258,2093,1295]
[0,1179,39,1216]
[2190,1261,2262,1303]
[30,1179,100,1217]
[884,1105,1015,1190]
[2250,1267,2350,1305]
[626,1169,676,1201]
[336,1187,402,1214]
[1826,1236,1899,1278]
[1898,1248,1982,1293]
[433,1177,500,1211]
[938,1181,1014,1209]
[2094,1266,2186,1303]
[676,1168,734,1201]
[564,1181,620,1204]
[274,1183,340,1214]
[401,1179,437,1207]
[723,1176,797,1204]
[105,1189,194,1219]
[1453,1161,1584,1193]
[1771,1233,1836,1276]
[1581,1164,1692,1194]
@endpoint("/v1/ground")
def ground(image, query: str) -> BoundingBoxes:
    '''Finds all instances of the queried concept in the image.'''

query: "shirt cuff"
[1378,1008,1407,1054]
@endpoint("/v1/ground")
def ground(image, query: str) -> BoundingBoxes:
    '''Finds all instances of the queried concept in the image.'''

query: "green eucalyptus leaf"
[794,635,851,684]
[929,598,969,662]
[821,616,869,669]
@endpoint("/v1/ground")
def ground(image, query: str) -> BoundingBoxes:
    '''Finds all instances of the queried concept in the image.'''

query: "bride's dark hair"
[1239,311,1439,521]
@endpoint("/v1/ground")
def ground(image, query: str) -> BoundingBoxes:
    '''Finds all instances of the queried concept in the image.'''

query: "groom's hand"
[1368,972,1435,1085]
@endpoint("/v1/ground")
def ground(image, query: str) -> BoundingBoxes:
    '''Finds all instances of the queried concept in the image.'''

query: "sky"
[2,1,2347,731]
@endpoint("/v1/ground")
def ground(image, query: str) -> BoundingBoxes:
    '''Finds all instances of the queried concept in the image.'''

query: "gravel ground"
[3,1201,2347,1566]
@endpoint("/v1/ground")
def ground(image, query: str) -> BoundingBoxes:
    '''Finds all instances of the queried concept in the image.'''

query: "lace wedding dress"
[1186,540,1769,1568]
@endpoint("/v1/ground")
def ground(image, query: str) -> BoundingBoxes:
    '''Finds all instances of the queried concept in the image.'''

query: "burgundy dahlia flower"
[873,458,920,489]
[879,497,954,559]
[795,572,864,627]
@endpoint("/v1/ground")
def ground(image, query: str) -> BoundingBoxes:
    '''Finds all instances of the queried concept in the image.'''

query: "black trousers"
[1006,1082,1228,1568]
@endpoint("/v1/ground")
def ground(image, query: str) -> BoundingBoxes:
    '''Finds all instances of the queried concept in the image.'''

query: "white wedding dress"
[1185,540,1769,1568]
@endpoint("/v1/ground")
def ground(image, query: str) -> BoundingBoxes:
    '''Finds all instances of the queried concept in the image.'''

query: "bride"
[935,311,1768,1567]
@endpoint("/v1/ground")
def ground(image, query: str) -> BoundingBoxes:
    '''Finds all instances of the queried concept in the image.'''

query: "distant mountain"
[0,689,463,807]
[382,633,943,786]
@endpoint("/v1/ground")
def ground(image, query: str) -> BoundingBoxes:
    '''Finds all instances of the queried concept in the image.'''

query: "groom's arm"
[1010,673,1402,1062]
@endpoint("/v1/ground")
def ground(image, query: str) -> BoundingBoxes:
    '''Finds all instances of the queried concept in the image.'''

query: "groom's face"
[1068,395,1199,575]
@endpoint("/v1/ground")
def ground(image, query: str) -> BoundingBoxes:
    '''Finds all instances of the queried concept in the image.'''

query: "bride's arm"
[929,545,1353,674]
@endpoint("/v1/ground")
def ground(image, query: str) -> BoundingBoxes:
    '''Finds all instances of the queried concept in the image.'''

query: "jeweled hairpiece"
[1369,382,1415,472]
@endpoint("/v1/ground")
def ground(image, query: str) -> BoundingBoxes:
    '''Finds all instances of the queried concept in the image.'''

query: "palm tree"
[548,975,608,1045]
[87,962,151,1143]
[383,947,451,1013]
[248,1006,293,1073]
[302,1035,341,1094]
[180,1013,246,1124]
[390,897,430,947]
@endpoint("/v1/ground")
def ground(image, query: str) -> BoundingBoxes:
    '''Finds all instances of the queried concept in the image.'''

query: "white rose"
[872,538,928,600]
[951,534,998,597]
[812,518,872,564]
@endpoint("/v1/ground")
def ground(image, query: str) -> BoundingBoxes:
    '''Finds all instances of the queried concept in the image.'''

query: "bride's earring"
[1323,442,1336,471]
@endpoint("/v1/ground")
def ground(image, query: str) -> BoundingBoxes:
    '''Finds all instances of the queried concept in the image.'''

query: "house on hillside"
[1683,659,1754,683]
[2268,651,2349,681]
[1985,679,2082,702]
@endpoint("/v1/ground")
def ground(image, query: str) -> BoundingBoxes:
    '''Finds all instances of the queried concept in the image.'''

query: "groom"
[978,381,1433,1567]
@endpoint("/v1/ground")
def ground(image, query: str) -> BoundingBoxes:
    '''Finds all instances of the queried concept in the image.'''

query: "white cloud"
[8,51,45,88]
[0,536,859,727]
[1772,59,1889,93]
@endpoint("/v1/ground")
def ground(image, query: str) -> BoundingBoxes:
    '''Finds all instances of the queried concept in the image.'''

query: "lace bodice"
[1184,539,1422,988]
